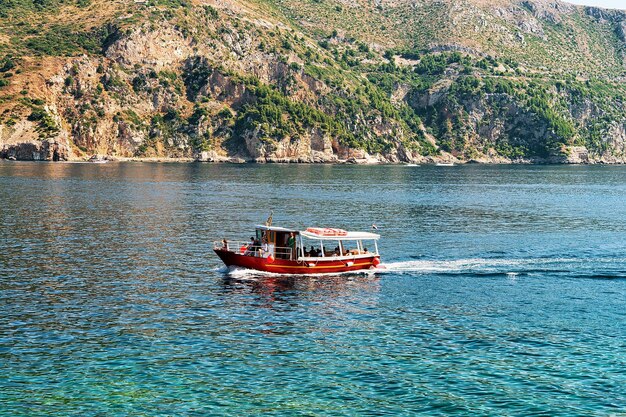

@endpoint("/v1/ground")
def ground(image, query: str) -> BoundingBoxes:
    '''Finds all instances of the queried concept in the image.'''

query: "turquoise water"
[1,162,626,415]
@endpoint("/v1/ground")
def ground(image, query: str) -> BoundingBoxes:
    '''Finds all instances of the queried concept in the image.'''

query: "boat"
[435,162,455,166]
[214,225,382,274]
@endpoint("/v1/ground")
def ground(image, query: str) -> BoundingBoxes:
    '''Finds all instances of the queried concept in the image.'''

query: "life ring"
[306,227,348,237]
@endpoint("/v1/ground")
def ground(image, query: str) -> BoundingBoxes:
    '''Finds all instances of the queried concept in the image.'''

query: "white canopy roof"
[299,230,380,241]
[254,225,380,240]
[255,225,299,233]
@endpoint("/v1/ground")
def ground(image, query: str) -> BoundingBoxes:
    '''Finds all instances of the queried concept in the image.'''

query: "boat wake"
[213,257,626,280]
[381,258,535,274]
[379,257,626,279]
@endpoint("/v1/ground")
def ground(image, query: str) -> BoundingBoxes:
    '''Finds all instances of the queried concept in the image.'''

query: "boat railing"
[297,250,377,261]
[213,241,296,260]
[274,246,295,260]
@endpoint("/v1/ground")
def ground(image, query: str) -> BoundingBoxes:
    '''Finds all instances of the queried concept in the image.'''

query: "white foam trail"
[226,267,276,279]
[377,257,609,275]
[380,258,526,274]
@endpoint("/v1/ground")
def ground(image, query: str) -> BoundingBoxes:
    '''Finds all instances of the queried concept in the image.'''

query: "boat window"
[324,241,340,257]
[361,240,376,254]
[299,236,323,258]
[256,230,276,243]
[296,235,379,258]
[341,240,360,255]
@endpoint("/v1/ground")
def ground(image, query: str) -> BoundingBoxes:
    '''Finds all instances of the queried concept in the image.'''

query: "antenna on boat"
[265,210,273,227]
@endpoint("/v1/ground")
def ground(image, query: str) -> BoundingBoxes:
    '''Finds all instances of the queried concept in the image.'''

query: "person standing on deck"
[287,232,296,260]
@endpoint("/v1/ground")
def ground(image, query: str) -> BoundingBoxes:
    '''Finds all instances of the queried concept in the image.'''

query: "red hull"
[214,249,380,275]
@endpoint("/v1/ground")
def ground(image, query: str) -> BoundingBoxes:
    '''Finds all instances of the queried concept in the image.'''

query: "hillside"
[0,0,625,163]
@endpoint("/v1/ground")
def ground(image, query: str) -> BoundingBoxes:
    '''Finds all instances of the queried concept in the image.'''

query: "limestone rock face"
[494,3,545,38]
[0,119,70,161]
[408,80,453,109]
[585,6,626,23]
[239,125,338,163]
[520,0,573,25]
[616,21,626,42]
[105,25,194,71]
[0,139,69,161]
[600,123,626,161]
[564,146,590,164]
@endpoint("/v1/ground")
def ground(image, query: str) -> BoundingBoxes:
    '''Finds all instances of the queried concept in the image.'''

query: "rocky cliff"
[0,0,624,163]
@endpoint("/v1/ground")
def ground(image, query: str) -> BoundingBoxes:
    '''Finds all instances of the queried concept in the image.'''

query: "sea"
[1,161,625,416]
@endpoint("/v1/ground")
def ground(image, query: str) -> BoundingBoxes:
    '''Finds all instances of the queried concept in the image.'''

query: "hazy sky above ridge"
[566,0,625,10]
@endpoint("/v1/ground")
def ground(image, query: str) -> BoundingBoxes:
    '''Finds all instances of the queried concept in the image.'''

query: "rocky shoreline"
[2,139,625,165]
[3,153,626,165]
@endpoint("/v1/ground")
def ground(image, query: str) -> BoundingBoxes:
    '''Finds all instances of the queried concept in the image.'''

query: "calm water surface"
[1,162,626,415]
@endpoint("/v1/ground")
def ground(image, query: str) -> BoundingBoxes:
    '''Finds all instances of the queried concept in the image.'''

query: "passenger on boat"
[334,246,340,256]
[244,237,255,256]
[287,233,296,259]
[222,239,229,251]
[260,239,270,258]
